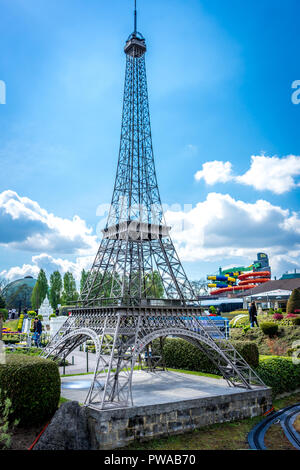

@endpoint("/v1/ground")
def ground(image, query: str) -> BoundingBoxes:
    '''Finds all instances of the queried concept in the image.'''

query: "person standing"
[36,317,43,347]
[36,318,42,335]
[249,301,259,328]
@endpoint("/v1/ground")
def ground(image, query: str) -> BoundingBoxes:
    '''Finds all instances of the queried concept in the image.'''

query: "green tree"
[145,271,164,298]
[287,288,300,314]
[49,271,63,310]
[80,269,89,294]
[0,293,5,309]
[30,269,49,310]
[61,272,79,305]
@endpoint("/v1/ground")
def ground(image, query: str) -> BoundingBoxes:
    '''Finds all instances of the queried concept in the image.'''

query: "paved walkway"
[60,370,253,406]
[59,348,98,375]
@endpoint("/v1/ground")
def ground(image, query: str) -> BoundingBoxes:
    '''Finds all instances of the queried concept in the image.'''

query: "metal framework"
[43,4,265,409]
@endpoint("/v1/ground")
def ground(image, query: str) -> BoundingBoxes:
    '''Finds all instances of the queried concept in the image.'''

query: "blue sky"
[0,0,299,284]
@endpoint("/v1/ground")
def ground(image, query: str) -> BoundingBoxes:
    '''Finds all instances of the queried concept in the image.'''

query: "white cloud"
[194,154,300,194]
[1,189,299,283]
[0,264,40,282]
[1,253,93,283]
[0,190,98,255]
[165,192,300,278]
[236,155,300,194]
[194,161,233,185]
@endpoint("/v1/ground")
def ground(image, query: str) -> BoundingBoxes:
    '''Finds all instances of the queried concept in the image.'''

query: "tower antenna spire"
[134,0,137,34]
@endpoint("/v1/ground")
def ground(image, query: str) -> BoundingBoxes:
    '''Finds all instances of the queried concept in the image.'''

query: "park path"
[59,347,98,376]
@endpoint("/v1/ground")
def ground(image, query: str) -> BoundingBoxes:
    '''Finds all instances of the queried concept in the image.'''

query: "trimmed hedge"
[0,355,60,427]
[231,340,259,368]
[256,357,300,398]
[153,338,259,375]
[17,314,24,332]
[0,308,8,321]
[2,335,23,344]
[260,322,278,337]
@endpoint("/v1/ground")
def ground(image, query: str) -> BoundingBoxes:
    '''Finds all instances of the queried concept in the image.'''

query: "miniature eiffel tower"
[43,2,265,409]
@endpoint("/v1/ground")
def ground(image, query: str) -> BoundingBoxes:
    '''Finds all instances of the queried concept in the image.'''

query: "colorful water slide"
[209,270,271,295]
[221,262,260,276]
[236,271,271,290]
[209,284,256,296]
[207,274,238,292]
[239,278,270,286]
[238,271,271,281]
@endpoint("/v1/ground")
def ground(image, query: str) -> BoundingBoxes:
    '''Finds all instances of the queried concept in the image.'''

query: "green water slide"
[221,262,260,275]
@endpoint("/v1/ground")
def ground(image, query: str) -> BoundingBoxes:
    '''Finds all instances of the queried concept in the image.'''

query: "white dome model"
[39,296,53,320]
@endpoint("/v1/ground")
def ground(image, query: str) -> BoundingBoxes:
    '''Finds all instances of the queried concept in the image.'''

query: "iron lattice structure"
[43,7,265,409]
[79,30,195,308]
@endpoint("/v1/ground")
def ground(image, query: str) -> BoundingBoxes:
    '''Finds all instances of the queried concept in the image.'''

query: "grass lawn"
[3,319,19,331]
[123,392,300,450]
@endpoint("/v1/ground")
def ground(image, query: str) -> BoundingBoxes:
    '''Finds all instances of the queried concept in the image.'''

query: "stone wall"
[86,388,272,450]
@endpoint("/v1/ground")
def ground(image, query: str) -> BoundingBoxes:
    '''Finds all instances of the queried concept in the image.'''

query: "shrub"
[28,311,36,317]
[49,314,56,319]
[273,313,283,321]
[275,308,283,314]
[287,288,300,314]
[286,313,297,318]
[268,308,275,315]
[260,322,278,337]
[256,357,300,398]
[292,316,300,326]
[154,337,259,375]
[2,335,23,344]
[17,315,24,332]
[0,355,60,427]
[0,390,19,449]
[0,309,8,322]
[230,340,259,368]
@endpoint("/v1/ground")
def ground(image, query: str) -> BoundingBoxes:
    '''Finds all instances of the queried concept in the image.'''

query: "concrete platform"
[60,370,272,449]
[61,370,254,406]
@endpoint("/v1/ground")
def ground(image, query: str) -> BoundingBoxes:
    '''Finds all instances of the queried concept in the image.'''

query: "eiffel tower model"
[43,2,265,410]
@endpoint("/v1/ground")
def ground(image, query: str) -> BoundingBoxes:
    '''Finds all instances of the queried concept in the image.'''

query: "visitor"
[33,317,42,347]
[32,331,40,348]
[36,317,43,347]
[249,301,258,328]
[55,308,59,316]
[36,318,42,335]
